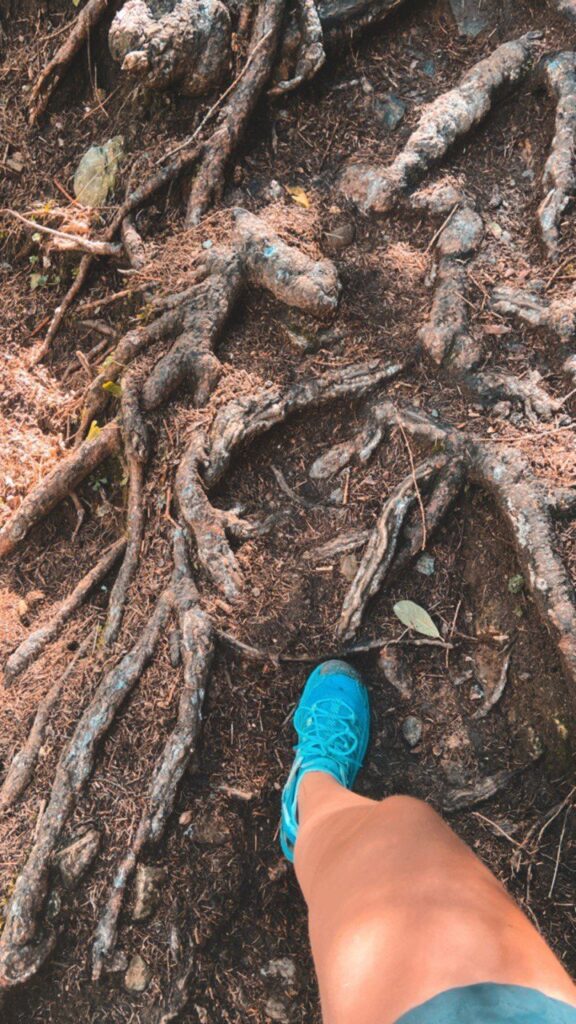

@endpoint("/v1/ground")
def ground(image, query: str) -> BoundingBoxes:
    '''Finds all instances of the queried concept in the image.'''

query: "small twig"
[472,646,512,720]
[425,202,459,254]
[396,413,427,550]
[548,806,570,897]
[216,630,454,665]
[1,208,123,257]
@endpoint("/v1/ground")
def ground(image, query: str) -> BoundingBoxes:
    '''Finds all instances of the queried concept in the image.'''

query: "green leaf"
[86,420,101,441]
[30,272,48,291]
[393,600,441,639]
[102,380,122,398]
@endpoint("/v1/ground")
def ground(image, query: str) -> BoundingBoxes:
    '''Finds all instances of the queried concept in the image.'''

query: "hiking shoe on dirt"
[280,659,370,862]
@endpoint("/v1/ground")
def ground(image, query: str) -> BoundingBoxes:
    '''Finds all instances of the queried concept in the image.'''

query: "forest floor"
[0,0,575,1021]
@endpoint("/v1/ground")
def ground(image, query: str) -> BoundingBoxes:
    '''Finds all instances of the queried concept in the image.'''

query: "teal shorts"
[395,984,576,1023]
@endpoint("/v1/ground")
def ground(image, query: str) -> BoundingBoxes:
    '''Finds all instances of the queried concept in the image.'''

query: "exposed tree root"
[28,0,110,125]
[463,368,563,421]
[177,360,402,599]
[0,636,94,814]
[0,590,173,991]
[339,34,538,212]
[442,767,518,812]
[337,456,447,639]
[92,529,213,978]
[186,0,286,225]
[0,422,121,560]
[109,0,231,96]
[4,539,125,683]
[538,52,576,257]
[491,283,576,344]
[270,0,325,95]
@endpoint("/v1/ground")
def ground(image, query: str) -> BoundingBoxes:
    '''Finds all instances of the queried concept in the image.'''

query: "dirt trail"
[0,0,575,1021]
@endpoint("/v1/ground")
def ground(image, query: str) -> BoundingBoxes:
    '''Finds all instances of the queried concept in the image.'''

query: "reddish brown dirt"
[0,1,575,1022]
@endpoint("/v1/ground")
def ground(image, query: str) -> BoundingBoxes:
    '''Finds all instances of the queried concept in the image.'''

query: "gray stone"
[437,207,484,258]
[261,958,298,985]
[323,222,355,252]
[402,716,422,747]
[373,94,406,130]
[415,553,435,576]
[132,864,164,921]
[124,953,150,993]
[57,829,100,889]
[265,996,292,1022]
[449,0,489,38]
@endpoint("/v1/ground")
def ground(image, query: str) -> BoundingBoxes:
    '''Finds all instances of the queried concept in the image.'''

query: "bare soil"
[0,0,575,1021]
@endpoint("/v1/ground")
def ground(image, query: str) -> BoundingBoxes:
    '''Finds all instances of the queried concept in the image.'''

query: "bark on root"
[0,422,121,560]
[538,52,576,257]
[0,591,173,991]
[28,0,110,125]
[339,34,538,212]
[91,529,214,978]
[177,360,402,599]
[491,283,576,343]
[109,0,232,96]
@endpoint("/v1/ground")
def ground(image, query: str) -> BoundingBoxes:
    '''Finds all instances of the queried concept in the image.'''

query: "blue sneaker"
[280,660,370,862]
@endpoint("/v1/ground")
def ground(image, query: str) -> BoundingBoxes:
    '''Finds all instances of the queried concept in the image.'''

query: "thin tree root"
[4,539,125,683]
[337,456,447,639]
[0,590,173,992]
[538,52,576,257]
[442,768,518,812]
[0,421,121,560]
[186,0,286,225]
[463,368,563,421]
[28,0,110,125]
[491,283,576,343]
[0,636,94,814]
[91,529,213,978]
[339,34,539,212]
[177,360,402,599]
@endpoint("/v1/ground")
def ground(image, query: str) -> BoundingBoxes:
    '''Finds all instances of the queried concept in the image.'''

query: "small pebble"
[402,716,422,748]
[124,954,150,993]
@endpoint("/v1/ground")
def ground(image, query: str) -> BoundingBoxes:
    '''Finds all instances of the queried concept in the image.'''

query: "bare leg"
[295,773,576,1024]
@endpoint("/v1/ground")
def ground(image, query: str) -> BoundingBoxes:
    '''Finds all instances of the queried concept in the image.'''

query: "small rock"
[488,186,503,209]
[411,180,464,215]
[402,716,422,747]
[415,553,435,576]
[179,809,193,826]
[449,0,490,37]
[6,151,25,173]
[421,58,436,77]
[57,829,100,889]
[265,996,292,1022]
[379,647,411,699]
[323,222,355,253]
[103,950,129,974]
[132,864,164,921]
[124,953,150,993]
[373,94,406,130]
[438,207,483,258]
[74,136,124,208]
[469,683,484,701]
[340,553,359,581]
[261,958,298,985]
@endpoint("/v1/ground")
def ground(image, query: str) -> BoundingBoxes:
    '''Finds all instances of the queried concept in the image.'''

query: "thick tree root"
[463,368,563,421]
[28,0,110,125]
[0,422,121,560]
[109,0,231,96]
[186,0,286,225]
[491,283,576,343]
[0,636,94,814]
[337,456,447,638]
[0,590,173,991]
[538,52,576,257]
[339,34,538,212]
[4,539,125,683]
[177,360,402,599]
[270,0,325,95]
[91,529,213,978]
[82,208,340,432]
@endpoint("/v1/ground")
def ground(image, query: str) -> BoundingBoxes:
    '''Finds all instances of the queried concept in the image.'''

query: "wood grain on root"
[4,539,125,683]
[0,592,172,991]
[0,421,121,560]
[92,529,213,978]
[339,34,538,211]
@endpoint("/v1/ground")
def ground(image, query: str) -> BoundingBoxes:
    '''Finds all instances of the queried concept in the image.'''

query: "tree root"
[4,539,125,683]
[337,456,448,639]
[442,767,518,812]
[0,590,173,992]
[270,0,325,95]
[339,34,539,212]
[109,0,231,96]
[0,421,121,560]
[28,0,110,125]
[463,368,563,421]
[186,0,286,225]
[91,529,213,979]
[177,360,402,599]
[538,52,576,257]
[0,636,94,814]
[491,283,576,343]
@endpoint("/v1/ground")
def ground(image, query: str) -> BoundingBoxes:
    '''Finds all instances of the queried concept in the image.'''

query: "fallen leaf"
[86,420,101,441]
[393,600,441,639]
[102,380,122,398]
[287,186,310,208]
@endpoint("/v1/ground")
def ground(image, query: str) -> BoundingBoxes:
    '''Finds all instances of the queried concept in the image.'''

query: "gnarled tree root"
[4,538,125,683]
[491,282,576,344]
[0,589,173,991]
[28,0,110,125]
[91,529,213,978]
[538,52,576,257]
[339,34,538,212]
[176,360,403,600]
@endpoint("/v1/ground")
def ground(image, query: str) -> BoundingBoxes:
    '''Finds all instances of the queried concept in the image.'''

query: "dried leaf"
[86,420,101,442]
[393,600,441,639]
[287,186,310,209]
[102,380,122,398]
